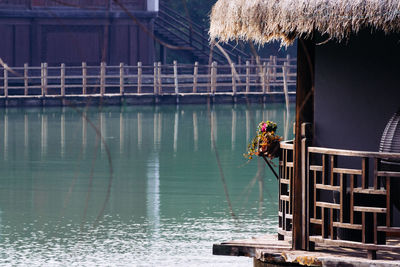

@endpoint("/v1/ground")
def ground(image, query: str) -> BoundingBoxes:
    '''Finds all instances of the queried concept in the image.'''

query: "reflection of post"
[42,113,48,157]
[24,114,28,148]
[153,112,157,147]
[211,109,218,145]
[173,110,179,153]
[193,112,198,151]
[100,112,106,152]
[61,111,65,157]
[246,109,250,143]
[157,113,162,144]
[82,111,87,150]
[147,153,160,239]
[231,109,236,151]
[4,112,8,160]
[137,113,142,149]
[120,112,124,152]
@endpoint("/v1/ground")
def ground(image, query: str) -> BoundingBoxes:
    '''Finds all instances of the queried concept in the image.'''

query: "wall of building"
[0,1,156,66]
[314,30,400,151]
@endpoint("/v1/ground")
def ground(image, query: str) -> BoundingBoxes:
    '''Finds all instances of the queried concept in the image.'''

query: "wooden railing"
[307,147,400,259]
[278,140,294,240]
[0,59,296,97]
[278,125,400,259]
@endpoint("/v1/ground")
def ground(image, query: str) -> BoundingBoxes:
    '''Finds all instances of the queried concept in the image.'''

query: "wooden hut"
[210,0,400,265]
[0,0,158,66]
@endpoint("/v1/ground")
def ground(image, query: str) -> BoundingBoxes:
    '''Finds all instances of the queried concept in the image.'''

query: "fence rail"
[0,57,296,98]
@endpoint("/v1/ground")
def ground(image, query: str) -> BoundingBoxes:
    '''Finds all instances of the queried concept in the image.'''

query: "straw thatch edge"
[209,0,400,46]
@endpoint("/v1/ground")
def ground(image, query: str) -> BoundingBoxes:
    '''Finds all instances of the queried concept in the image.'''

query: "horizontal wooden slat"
[376,171,400,177]
[377,227,400,233]
[310,218,322,225]
[332,222,362,230]
[280,179,290,184]
[353,206,386,213]
[308,146,400,160]
[280,195,290,201]
[309,236,400,251]
[316,202,340,209]
[310,165,323,172]
[333,167,362,175]
[315,184,340,191]
[286,162,294,168]
[352,188,386,195]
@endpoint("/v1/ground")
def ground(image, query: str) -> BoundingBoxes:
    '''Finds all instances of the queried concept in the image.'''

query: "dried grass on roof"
[209,0,400,46]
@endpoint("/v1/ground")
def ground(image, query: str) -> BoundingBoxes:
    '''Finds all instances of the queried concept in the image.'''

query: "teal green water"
[0,104,294,266]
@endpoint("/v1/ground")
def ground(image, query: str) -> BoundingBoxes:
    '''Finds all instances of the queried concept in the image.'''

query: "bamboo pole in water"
[120,63,124,95]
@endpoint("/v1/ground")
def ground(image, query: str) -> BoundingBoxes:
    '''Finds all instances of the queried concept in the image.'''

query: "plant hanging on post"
[244,121,282,179]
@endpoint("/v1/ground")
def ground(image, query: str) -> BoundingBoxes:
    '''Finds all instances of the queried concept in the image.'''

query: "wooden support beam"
[137,61,142,94]
[24,63,28,96]
[193,61,198,93]
[119,62,124,95]
[61,63,65,97]
[3,64,8,97]
[100,62,105,96]
[293,38,315,250]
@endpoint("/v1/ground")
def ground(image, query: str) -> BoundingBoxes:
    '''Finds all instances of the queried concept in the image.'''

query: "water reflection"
[0,104,294,266]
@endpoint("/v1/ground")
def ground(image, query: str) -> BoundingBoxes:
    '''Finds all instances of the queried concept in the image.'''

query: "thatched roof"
[209,0,400,46]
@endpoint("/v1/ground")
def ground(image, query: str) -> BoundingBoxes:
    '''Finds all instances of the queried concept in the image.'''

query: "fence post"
[211,61,217,95]
[153,62,157,95]
[82,62,87,95]
[100,62,105,96]
[119,62,124,95]
[273,55,277,81]
[61,63,65,97]
[245,61,250,93]
[41,63,44,96]
[24,63,28,96]
[157,62,162,94]
[137,61,142,94]
[262,62,266,94]
[266,61,271,93]
[286,54,291,77]
[3,64,8,97]
[173,60,179,103]
[283,62,290,116]
[193,61,198,93]
[231,62,236,96]
[44,63,48,96]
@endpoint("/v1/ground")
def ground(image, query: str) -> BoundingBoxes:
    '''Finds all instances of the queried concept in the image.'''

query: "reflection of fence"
[0,57,296,97]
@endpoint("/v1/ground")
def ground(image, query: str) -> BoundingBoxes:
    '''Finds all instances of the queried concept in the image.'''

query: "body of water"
[0,103,294,266]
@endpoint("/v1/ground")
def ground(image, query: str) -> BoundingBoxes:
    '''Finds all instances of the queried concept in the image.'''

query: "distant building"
[0,0,159,66]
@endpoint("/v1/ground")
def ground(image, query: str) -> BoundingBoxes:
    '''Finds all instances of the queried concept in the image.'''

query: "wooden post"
[293,38,315,250]
[283,62,290,116]
[119,62,124,95]
[231,63,236,96]
[100,62,105,96]
[273,56,277,81]
[266,61,271,93]
[137,61,142,94]
[44,63,48,96]
[193,61,198,93]
[157,62,162,94]
[173,60,179,95]
[211,61,217,95]
[153,62,157,95]
[286,54,291,76]
[40,63,44,96]
[3,64,8,97]
[24,63,28,96]
[61,63,65,97]
[245,61,250,93]
[82,62,87,95]
[262,62,266,94]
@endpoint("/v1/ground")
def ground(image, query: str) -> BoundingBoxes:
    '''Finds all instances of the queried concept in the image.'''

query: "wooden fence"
[0,56,296,98]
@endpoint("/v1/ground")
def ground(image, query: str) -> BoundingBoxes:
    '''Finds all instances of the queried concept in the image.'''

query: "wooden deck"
[213,234,400,266]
